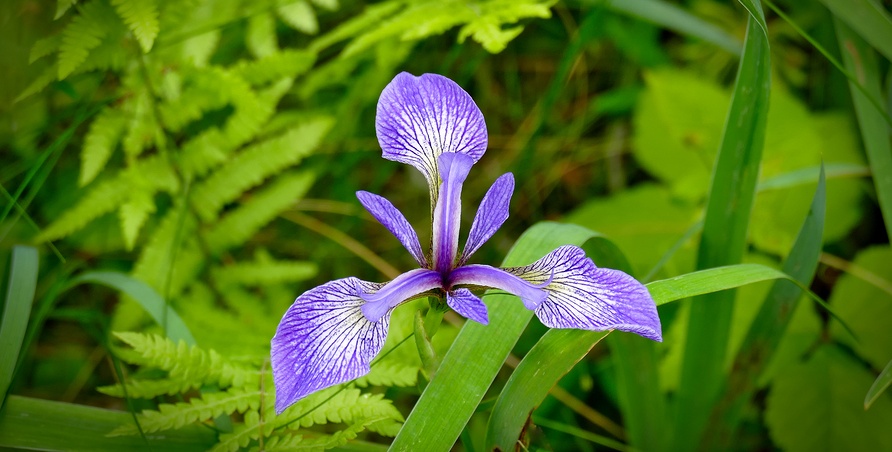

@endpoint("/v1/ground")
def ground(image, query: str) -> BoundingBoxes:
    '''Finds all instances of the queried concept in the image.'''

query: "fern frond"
[233,50,315,86]
[205,171,317,252]
[308,0,401,52]
[55,0,77,19]
[291,388,403,432]
[178,129,228,179]
[158,68,232,132]
[29,35,62,63]
[354,361,418,388]
[121,90,159,158]
[108,388,262,436]
[457,0,553,53]
[37,155,174,242]
[310,0,338,11]
[175,297,273,357]
[119,189,155,250]
[110,0,159,52]
[98,376,199,399]
[191,118,331,222]
[58,0,119,79]
[221,75,287,147]
[247,12,278,59]
[80,106,127,186]
[258,417,384,451]
[277,1,318,34]
[212,410,264,452]
[114,332,257,389]
[15,65,57,103]
[212,250,317,287]
[131,206,203,298]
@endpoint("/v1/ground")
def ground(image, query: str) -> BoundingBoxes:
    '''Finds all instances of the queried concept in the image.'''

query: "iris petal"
[357,190,427,268]
[432,153,474,274]
[504,245,663,342]
[447,288,489,325]
[461,173,514,264]
[448,264,548,311]
[271,277,388,414]
[360,268,443,323]
[375,72,487,198]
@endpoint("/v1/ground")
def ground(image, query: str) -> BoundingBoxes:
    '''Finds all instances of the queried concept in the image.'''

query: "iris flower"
[271,73,662,414]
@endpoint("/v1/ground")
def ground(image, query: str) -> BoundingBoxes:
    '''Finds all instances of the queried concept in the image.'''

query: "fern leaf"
[122,90,158,158]
[191,118,331,222]
[247,12,278,59]
[110,0,159,52]
[310,0,338,11]
[222,76,288,147]
[354,361,418,388]
[131,208,204,301]
[118,189,155,250]
[114,332,257,389]
[212,410,263,452]
[457,20,523,53]
[15,65,57,103]
[233,50,315,86]
[55,0,77,19]
[212,252,317,287]
[158,68,232,132]
[108,388,262,436]
[80,106,127,186]
[205,171,316,252]
[98,377,199,399]
[29,35,62,63]
[277,1,318,34]
[178,129,228,179]
[258,417,384,451]
[290,388,403,432]
[58,0,118,79]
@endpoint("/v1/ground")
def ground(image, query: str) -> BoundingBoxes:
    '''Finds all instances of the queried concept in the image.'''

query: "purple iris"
[271,72,662,414]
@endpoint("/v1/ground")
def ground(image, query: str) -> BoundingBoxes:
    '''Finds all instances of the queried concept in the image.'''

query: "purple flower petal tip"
[356,190,427,267]
[447,288,489,325]
[271,277,389,414]
[376,72,487,185]
[507,246,663,342]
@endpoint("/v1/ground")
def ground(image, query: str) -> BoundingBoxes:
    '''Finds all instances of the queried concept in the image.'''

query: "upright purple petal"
[360,268,443,323]
[271,277,388,414]
[504,246,662,342]
[376,72,487,195]
[460,173,514,264]
[356,190,427,267]
[432,153,474,274]
[447,288,489,325]
[448,264,547,311]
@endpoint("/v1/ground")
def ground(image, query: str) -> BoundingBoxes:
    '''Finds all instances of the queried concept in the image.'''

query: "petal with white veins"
[356,190,427,268]
[461,172,514,264]
[447,288,489,325]
[504,245,662,342]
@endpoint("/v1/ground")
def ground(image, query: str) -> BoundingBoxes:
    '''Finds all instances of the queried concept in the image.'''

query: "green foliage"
[110,0,160,53]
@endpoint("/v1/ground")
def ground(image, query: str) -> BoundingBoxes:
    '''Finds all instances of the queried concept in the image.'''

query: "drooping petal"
[448,264,547,311]
[432,153,474,274]
[375,72,487,195]
[360,268,443,323]
[447,288,489,325]
[271,277,387,413]
[356,190,427,267]
[504,245,662,342]
[460,173,514,264]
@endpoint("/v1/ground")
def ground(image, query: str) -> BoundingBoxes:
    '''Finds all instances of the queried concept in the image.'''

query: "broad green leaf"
[0,246,39,408]
[866,359,892,410]
[704,167,826,448]
[672,3,770,448]
[66,271,195,345]
[391,222,605,450]
[835,20,892,240]
[0,395,215,451]
[819,0,892,62]
[765,345,892,452]
[829,246,892,371]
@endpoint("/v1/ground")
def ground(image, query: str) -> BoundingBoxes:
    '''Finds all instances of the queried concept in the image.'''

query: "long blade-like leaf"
[390,222,605,450]
[865,359,892,410]
[671,1,770,448]
[819,0,892,62]
[0,246,39,408]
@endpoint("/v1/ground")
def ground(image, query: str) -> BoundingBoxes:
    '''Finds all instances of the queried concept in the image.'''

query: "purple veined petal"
[356,190,427,268]
[447,288,489,325]
[448,264,547,311]
[432,153,474,274]
[271,277,388,414]
[504,245,663,342]
[376,72,487,196]
[460,172,514,265]
[360,268,443,323]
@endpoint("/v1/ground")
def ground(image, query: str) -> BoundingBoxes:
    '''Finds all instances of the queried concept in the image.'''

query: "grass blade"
[671,1,770,448]
[0,246,39,408]
[819,0,892,62]
[704,166,827,447]
[835,20,892,240]
[390,222,604,450]
[66,271,195,345]
[865,358,892,410]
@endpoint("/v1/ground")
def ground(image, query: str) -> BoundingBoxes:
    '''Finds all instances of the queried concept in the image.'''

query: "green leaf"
[118,190,155,251]
[79,106,128,186]
[866,359,892,410]
[672,2,770,449]
[58,0,118,79]
[0,395,216,451]
[29,35,62,63]
[829,246,892,370]
[819,0,892,62]
[246,12,278,58]
[111,0,159,52]
[391,222,605,450]
[835,20,892,240]
[277,0,318,34]
[0,246,39,408]
[704,166,826,448]
[765,345,892,452]
[55,0,77,19]
[66,272,195,344]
